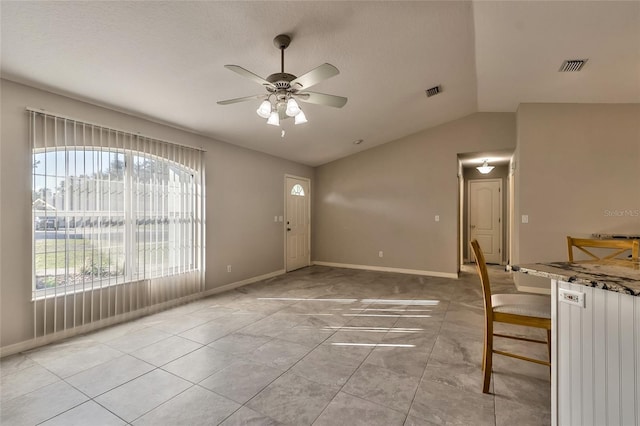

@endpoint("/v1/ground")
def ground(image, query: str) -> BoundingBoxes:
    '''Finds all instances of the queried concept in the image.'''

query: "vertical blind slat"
[31,111,37,340]
[72,120,77,328]
[43,114,48,335]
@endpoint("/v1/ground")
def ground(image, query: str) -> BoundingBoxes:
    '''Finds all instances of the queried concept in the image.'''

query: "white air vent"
[425,85,442,97]
[559,59,588,72]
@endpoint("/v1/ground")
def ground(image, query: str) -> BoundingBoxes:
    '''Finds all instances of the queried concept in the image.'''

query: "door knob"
[287,228,291,231]
[471,225,476,229]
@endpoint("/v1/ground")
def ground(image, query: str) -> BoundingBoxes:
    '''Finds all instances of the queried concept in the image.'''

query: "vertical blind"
[30,109,205,337]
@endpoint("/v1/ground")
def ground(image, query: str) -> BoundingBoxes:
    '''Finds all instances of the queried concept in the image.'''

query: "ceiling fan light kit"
[267,110,280,126]
[285,98,301,117]
[256,100,272,119]
[294,110,308,125]
[218,34,347,128]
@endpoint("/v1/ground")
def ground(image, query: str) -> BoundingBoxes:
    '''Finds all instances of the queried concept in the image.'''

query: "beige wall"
[0,79,313,348]
[513,103,640,265]
[313,112,516,276]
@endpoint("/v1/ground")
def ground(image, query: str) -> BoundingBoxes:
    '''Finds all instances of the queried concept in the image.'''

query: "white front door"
[469,179,502,264]
[285,176,310,272]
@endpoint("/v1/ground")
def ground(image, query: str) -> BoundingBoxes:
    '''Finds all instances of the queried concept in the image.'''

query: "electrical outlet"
[227,265,232,273]
[379,251,383,258]
[435,215,440,222]
[278,216,283,222]
[559,288,585,307]
[521,215,529,224]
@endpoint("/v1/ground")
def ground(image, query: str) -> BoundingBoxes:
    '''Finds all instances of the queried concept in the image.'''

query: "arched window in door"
[291,184,305,196]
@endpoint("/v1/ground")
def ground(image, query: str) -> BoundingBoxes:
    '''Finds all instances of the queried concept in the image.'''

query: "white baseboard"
[312,261,458,279]
[0,269,286,358]
[201,269,285,297]
[464,258,507,267]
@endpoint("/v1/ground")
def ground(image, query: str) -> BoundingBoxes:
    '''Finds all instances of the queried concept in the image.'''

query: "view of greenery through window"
[33,148,196,295]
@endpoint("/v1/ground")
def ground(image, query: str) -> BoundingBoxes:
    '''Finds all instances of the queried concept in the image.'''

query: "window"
[290,184,305,196]
[31,111,204,301]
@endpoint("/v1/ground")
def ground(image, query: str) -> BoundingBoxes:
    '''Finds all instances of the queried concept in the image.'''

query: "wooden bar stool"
[470,239,551,393]
[567,236,639,262]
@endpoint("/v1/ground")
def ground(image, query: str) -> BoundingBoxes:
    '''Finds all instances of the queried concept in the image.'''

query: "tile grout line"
[311,300,428,424]
[213,297,356,425]
[224,296,383,424]
[402,298,450,425]
[306,301,380,425]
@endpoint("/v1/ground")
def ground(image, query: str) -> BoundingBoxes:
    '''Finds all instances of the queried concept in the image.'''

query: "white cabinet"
[552,280,640,426]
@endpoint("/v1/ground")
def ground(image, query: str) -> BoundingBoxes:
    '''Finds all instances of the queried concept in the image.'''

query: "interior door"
[285,176,310,272]
[469,179,502,264]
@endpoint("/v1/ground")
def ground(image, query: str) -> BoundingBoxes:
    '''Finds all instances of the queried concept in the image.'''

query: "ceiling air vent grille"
[425,85,442,97]
[559,59,588,72]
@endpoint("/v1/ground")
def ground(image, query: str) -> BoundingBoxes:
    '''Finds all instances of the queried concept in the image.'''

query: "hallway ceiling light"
[476,160,495,174]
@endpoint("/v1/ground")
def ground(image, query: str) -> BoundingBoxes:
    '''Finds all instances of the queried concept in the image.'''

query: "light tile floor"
[0,265,551,425]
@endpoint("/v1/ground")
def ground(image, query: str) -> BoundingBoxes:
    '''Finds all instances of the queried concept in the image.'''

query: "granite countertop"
[591,233,640,240]
[512,261,640,296]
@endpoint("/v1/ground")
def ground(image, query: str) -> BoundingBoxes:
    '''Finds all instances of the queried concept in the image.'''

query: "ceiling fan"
[217,34,347,127]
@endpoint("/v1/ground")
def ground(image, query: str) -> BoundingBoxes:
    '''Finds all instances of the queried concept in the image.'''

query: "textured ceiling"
[2,1,639,166]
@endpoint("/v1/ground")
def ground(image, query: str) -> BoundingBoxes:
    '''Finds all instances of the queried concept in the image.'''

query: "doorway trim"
[284,174,311,272]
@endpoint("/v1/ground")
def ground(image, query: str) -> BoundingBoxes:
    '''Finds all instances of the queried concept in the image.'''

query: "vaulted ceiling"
[2,1,639,166]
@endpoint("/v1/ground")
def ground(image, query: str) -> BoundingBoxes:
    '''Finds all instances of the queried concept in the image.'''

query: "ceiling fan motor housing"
[266,73,297,91]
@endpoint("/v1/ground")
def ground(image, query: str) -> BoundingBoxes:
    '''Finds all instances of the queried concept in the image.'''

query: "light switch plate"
[559,288,585,307]
[521,215,529,224]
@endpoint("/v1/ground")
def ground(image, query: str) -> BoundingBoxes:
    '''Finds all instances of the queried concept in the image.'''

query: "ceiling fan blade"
[217,94,267,105]
[296,91,348,108]
[224,65,275,88]
[290,63,339,90]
